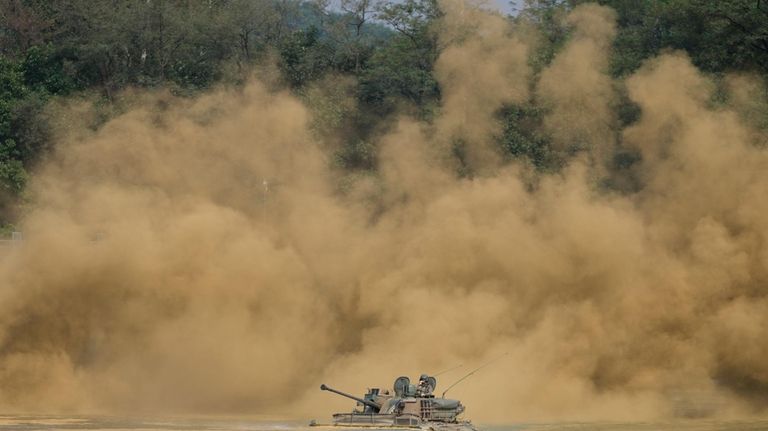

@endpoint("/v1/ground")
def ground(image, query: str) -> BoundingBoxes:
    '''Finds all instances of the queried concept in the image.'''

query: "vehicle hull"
[309,424,477,431]
[309,416,477,431]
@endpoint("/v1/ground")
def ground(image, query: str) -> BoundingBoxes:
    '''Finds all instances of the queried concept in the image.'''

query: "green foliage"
[8,93,50,162]
[615,86,641,127]
[279,27,335,87]
[161,5,240,90]
[0,54,46,224]
[356,0,440,118]
[694,0,768,72]
[0,140,27,194]
[0,57,25,101]
[376,0,441,49]
[0,61,23,154]
[22,44,78,94]
[300,77,357,140]
[0,54,51,161]
[600,0,712,76]
[0,0,767,226]
[579,0,768,76]
[359,36,440,111]
[517,0,570,71]
[497,104,557,169]
[0,223,17,238]
[0,56,25,166]
[335,139,377,170]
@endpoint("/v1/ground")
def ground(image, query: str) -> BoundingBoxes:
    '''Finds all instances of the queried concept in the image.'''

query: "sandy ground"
[0,417,766,431]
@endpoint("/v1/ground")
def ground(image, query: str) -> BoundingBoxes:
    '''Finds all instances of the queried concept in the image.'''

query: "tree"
[0,0,51,57]
[0,56,29,220]
[696,0,768,72]
[227,0,284,63]
[340,0,378,73]
[22,44,77,94]
[376,0,440,52]
[575,0,768,75]
[497,104,557,169]
[279,26,335,87]
[515,0,570,71]
[358,36,439,112]
[359,0,441,115]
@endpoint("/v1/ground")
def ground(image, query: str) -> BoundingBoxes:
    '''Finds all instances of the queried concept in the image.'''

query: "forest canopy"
[0,0,767,226]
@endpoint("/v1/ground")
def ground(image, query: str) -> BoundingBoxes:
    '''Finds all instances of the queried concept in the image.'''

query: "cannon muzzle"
[319,383,381,411]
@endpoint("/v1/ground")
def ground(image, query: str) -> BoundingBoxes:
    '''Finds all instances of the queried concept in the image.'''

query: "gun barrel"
[320,384,381,410]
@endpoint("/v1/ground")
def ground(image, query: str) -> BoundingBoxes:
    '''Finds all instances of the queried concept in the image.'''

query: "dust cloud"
[1,0,768,423]
[536,3,617,170]
[434,0,530,171]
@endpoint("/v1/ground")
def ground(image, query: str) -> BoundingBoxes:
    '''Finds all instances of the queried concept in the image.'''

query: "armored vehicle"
[310,374,478,431]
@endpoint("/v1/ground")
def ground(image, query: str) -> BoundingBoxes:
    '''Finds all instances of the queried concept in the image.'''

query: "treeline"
[1,0,767,227]
[528,0,768,76]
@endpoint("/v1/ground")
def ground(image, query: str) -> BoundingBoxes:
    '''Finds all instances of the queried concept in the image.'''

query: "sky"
[500,0,524,14]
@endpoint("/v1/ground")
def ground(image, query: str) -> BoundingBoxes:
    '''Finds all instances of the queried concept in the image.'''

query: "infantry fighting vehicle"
[310,374,477,431]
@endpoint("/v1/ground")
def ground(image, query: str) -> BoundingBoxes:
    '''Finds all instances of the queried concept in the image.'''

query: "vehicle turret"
[320,384,383,414]
[317,374,472,428]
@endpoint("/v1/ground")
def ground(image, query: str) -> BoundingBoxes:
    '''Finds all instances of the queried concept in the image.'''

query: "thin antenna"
[441,353,508,398]
[433,363,464,377]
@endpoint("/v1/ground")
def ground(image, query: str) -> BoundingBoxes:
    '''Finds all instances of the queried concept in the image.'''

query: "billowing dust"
[1,0,768,423]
